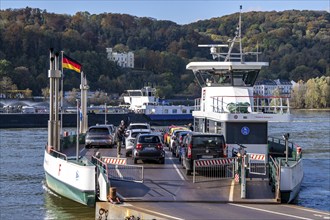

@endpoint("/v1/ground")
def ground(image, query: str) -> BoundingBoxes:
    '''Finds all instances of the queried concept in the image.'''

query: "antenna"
[239,5,243,62]
[197,5,261,63]
[198,44,228,60]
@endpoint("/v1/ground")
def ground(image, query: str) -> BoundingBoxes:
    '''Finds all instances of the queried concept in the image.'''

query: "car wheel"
[159,158,165,164]
[133,158,137,164]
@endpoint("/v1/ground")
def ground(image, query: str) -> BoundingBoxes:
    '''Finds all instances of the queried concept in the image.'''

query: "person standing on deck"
[118,120,127,145]
[115,126,124,157]
[188,123,194,131]
[116,120,126,157]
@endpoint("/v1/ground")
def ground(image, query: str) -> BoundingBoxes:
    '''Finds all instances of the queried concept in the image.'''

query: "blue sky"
[1,0,329,24]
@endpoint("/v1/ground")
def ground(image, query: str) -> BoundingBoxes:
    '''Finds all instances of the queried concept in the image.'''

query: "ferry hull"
[280,159,304,203]
[43,150,96,207]
[44,171,96,206]
[280,180,302,203]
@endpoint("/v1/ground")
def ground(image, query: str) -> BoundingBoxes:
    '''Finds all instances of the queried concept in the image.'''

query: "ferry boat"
[186,7,303,203]
[123,86,194,121]
[43,50,109,206]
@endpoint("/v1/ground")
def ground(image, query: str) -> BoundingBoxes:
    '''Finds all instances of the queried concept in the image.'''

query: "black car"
[132,133,165,164]
[182,132,226,175]
[85,125,115,148]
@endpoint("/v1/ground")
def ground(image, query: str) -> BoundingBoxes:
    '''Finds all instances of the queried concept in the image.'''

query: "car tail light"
[179,136,183,143]
[187,143,192,159]
[157,143,163,149]
[136,143,142,150]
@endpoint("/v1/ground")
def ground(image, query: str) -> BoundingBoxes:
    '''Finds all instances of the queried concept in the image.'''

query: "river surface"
[0,110,329,219]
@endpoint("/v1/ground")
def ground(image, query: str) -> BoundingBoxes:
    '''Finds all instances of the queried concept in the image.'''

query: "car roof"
[173,129,190,134]
[128,123,150,126]
[137,133,159,137]
[130,128,151,133]
[170,126,188,132]
[89,125,111,129]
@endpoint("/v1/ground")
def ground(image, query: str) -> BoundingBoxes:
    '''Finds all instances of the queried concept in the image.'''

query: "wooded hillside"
[0,8,329,97]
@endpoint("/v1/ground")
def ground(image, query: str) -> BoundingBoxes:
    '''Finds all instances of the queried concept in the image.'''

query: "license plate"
[201,155,213,159]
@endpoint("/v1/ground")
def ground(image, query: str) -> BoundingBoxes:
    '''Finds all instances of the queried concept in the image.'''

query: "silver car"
[85,125,115,148]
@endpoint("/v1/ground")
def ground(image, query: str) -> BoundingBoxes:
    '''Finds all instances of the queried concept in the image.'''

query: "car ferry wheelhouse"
[186,7,303,203]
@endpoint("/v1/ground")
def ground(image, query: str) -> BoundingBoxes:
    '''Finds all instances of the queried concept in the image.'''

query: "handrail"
[269,155,281,202]
[210,95,290,99]
[92,156,109,177]
[194,95,291,114]
[49,148,68,161]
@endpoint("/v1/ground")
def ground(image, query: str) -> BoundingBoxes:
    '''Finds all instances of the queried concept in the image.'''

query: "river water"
[0,110,329,219]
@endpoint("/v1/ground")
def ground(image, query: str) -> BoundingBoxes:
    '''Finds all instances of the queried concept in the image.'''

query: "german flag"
[62,54,82,73]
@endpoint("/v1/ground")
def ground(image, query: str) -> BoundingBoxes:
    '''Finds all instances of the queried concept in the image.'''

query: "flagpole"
[76,99,79,161]
[60,51,64,135]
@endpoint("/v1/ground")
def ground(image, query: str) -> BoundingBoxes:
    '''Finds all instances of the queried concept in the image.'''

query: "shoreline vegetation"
[0,8,329,100]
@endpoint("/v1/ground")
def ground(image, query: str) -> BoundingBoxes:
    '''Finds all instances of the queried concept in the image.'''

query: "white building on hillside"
[106,48,134,68]
[254,79,293,97]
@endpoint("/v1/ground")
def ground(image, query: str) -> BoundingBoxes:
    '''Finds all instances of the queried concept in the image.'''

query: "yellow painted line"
[229,179,235,202]
[229,203,314,220]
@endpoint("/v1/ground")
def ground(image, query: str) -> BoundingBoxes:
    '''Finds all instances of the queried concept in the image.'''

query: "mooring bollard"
[110,187,116,200]
[108,187,121,204]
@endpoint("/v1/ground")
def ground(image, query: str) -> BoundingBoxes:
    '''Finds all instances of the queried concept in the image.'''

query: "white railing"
[194,98,201,111]
[207,96,290,114]
[193,158,235,183]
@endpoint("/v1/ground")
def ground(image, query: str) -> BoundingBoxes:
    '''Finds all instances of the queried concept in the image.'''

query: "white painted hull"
[280,159,304,203]
[43,150,96,206]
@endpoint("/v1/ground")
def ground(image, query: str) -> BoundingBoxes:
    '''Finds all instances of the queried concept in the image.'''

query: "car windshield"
[132,131,149,138]
[193,136,224,146]
[88,128,109,134]
[139,136,160,143]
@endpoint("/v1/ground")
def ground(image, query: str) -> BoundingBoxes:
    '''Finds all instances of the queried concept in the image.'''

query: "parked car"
[125,128,151,157]
[165,126,189,147]
[174,130,192,159]
[182,132,226,175]
[169,129,190,155]
[132,133,165,164]
[85,125,115,148]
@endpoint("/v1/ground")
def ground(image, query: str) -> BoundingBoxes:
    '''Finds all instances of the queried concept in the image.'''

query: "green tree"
[290,80,306,109]
[305,78,320,109]
[0,59,12,77]
[0,76,18,98]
